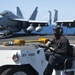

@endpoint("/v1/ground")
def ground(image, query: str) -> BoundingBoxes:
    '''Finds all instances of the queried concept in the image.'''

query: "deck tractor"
[0,38,75,75]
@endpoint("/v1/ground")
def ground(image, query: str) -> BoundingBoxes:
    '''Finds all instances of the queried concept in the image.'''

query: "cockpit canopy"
[0,10,12,16]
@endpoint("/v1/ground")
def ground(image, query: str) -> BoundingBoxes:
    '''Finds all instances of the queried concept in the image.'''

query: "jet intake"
[26,24,34,31]
[35,25,43,32]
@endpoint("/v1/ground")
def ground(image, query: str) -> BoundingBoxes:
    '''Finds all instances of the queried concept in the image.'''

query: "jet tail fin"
[29,7,38,20]
[54,9,58,22]
[17,7,24,18]
[48,11,52,25]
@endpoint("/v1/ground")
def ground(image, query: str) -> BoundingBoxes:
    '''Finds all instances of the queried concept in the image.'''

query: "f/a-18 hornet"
[0,7,48,36]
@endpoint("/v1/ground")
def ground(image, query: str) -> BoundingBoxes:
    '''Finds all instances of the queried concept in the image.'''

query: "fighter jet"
[54,10,75,28]
[0,7,48,37]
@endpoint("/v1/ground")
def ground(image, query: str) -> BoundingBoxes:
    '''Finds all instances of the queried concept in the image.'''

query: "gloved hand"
[49,47,55,52]
[50,47,55,51]
[45,41,51,47]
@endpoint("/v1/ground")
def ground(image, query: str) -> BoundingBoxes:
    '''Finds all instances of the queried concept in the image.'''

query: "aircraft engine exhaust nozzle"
[26,25,34,31]
[35,26,43,32]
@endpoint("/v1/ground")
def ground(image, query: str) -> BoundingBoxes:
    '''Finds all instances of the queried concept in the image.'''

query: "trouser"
[45,52,69,75]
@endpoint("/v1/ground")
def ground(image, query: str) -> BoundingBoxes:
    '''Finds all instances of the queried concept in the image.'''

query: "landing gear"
[4,32,8,37]
[3,31,12,37]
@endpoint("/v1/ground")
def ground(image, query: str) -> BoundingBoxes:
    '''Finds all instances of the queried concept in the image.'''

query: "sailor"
[45,25,72,75]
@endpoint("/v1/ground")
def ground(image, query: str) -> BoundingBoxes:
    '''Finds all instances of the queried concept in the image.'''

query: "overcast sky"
[0,0,75,23]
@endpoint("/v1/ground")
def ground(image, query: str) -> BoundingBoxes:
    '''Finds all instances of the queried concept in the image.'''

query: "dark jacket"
[51,35,71,56]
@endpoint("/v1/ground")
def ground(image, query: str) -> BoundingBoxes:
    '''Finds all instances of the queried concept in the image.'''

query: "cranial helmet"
[53,25,63,36]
